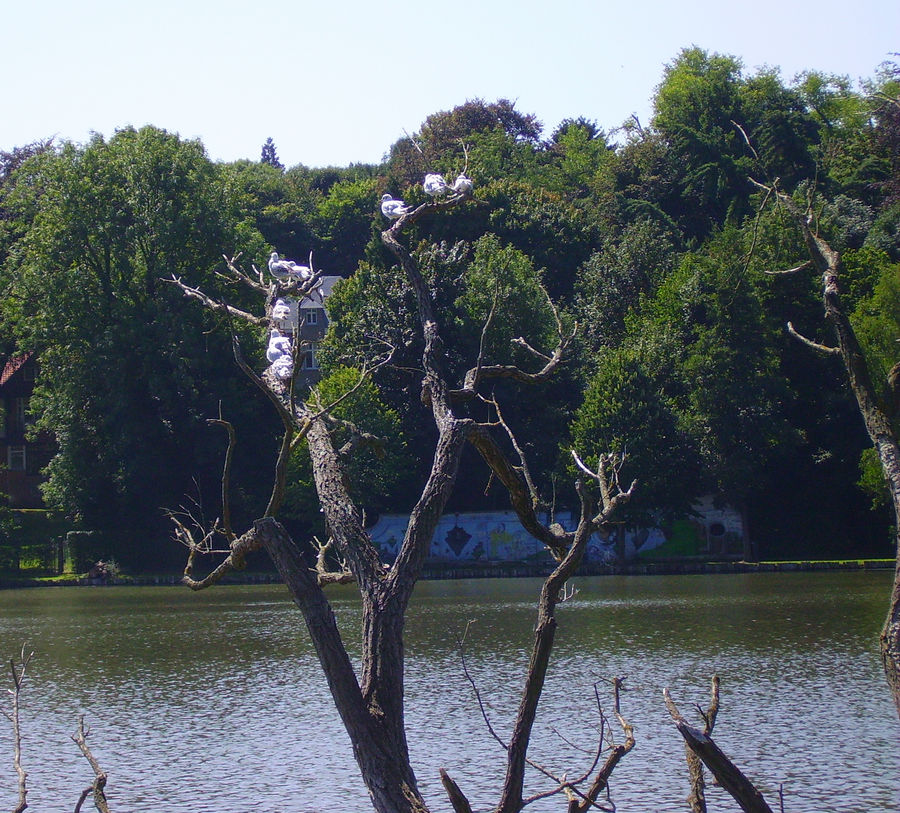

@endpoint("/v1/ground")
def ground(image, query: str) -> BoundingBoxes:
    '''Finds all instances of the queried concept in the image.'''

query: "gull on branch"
[423,173,448,196]
[266,330,294,380]
[451,173,473,194]
[271,298,292,328]
[381,193,412,219]
[268,251,312,280]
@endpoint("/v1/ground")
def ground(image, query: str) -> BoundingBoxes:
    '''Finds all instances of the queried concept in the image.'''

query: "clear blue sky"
[5,0,898,168]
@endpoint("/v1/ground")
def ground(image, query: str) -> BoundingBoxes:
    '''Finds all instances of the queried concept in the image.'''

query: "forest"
[0,46,898,572]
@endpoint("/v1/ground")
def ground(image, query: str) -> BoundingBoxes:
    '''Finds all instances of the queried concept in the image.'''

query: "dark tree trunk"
[171,191,634,813]
[777,193,900,718]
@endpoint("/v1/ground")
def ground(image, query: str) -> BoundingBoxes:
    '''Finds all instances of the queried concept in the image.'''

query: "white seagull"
[268,252,312,280]
[423,173,448,196]
[381,194,411,219]
[451,173,473,194]
[266,331,294,380]
[266,331,292,363]
[271,298,292,325]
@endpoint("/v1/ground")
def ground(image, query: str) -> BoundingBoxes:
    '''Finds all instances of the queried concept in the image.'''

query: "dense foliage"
[1,48,897,568]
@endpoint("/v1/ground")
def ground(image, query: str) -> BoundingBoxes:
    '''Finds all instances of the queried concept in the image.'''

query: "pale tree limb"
[570,450,637,524]
[176,522,266,590]
[72,716,111,813]
[757,180,900,718]
[220,252,268,293]
[313,536,355,586]
[681,675,720,813]
[786,322,840,356]
[4,646,33,813]
[664,688,773,813]
[763,261,812,276]
[165,276,267,326]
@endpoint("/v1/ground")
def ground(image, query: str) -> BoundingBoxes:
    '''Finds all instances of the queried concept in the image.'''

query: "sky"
[4,0,898,169]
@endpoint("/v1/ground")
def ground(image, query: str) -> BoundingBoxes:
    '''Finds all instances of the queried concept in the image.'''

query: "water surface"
[0,572,897,812]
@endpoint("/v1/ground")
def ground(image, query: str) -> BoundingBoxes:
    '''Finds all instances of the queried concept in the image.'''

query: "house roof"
[0,353,33,388]
[299,275,343,308]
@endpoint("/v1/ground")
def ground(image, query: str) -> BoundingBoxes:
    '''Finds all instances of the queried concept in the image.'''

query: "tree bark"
[664,689,772,813]
[777,195,900,718]
[171,191,633,812]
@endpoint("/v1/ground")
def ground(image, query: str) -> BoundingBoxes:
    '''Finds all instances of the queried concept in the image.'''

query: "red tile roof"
[0,353,33,387]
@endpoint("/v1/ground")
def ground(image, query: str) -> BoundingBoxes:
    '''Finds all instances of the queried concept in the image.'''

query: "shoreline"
[1,557,894,588]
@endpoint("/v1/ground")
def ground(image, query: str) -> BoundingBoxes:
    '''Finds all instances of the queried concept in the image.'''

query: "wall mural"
[367,499,745,564]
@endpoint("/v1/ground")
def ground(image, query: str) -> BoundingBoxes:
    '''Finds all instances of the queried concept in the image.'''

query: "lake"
[0,571,897,812]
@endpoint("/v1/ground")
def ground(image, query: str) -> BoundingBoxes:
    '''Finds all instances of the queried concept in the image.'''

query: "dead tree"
[664,685,774,813]
[168,187,635,813]
[753,182,900,719]
[3,648,113,813]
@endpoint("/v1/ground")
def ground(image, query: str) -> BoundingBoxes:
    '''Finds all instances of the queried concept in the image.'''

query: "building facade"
[275,275,342,387]
[0,354,54,508]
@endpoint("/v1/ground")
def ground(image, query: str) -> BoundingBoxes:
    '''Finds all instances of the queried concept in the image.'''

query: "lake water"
[0,572,897,812]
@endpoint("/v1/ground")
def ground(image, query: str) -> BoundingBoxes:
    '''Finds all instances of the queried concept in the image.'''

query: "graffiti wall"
[366,501,745,564]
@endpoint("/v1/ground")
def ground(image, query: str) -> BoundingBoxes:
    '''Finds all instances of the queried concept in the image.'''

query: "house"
[0,353,54,508]
[276,275,342,387]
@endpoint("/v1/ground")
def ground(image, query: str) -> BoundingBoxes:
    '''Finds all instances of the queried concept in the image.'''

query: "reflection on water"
[0,572,897,812]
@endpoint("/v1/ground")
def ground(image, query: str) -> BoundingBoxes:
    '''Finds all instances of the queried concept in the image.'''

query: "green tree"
[1,127,271,566]
[260,136,284,170]
[574,217,681,353]
[570,348,700,525]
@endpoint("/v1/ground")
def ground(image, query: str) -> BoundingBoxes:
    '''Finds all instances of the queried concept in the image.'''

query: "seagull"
[381,194,411,219]
[271,298,292,325]
[271,355,294,381]
[266,331,292,363]
[451,173,473,194]
[267,330,294,380]
[268,252,312,280]
[423,173,448,196]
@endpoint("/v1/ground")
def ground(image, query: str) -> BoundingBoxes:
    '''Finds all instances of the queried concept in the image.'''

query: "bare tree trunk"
[665,688,773,813]
[772,189,900,718]
[170,188,633,812]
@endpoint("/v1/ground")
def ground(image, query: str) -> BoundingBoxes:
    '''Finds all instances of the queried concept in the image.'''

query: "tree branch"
[664,688,773,813]
[6,646,33,813]
[469,424,573,559]
[72,716,111,813]
[455,283,576,399]
[166,276,267,326]
[568,678,635,813]
[786,321,841,355]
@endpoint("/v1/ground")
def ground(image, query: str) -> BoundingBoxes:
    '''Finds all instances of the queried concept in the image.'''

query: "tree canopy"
[0,50,896,569]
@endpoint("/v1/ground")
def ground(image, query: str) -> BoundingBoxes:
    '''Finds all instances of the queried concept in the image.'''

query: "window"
[305,309,319,326]
[9,398,25,434]
[8,446,25,472]
[301,347,319,370]
[22,364,35,383]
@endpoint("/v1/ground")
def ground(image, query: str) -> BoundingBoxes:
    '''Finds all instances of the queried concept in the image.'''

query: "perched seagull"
[451,173,473,194]
[423,173,448,196]
[381,193,411,219]
[266,331,295,381]
[271,355,294,381]
[268,252,311,280]
[266,331,292,364]
[271,298,292,325]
